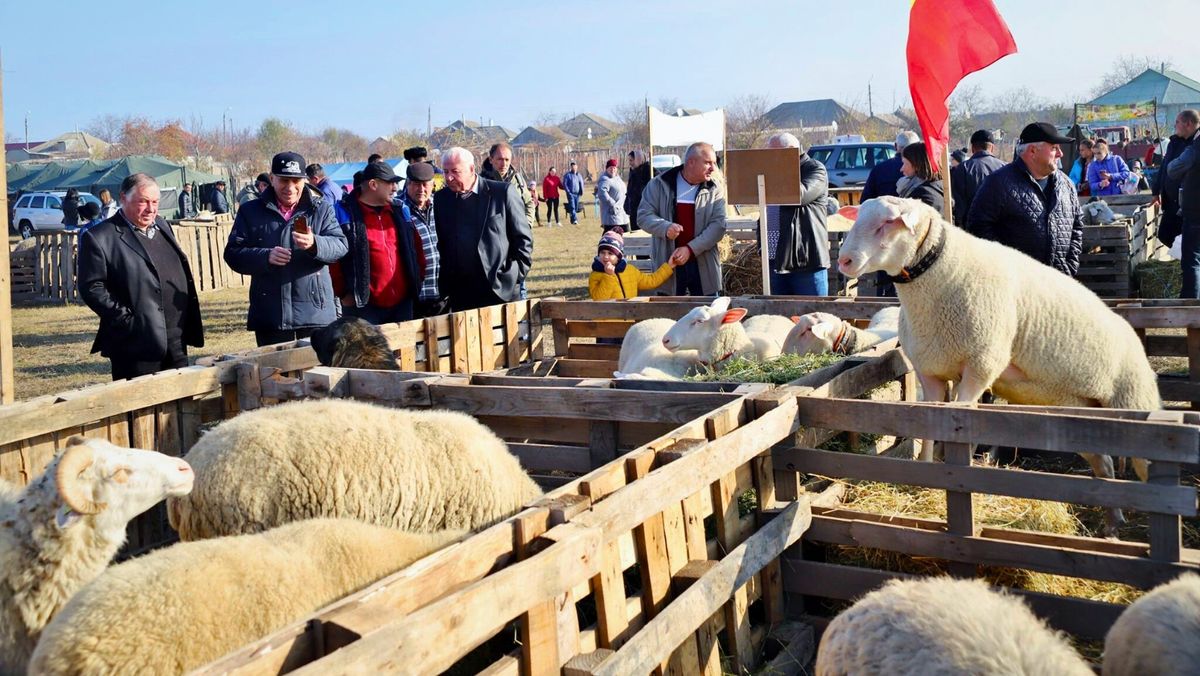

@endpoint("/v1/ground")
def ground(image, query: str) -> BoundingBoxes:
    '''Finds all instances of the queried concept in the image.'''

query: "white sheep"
[783,306,901,356]
[1102,574,1200,676]
[661,297,793,367]
[29,519,462,675]
[1083,200,1117,225]
[0,437,193,673]
[167,398,543,541]
[837,196,1160,533]
[614,317,702,380]
[816,577,1092,676]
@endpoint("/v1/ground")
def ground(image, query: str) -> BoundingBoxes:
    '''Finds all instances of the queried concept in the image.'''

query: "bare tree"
[530,111,567,128]
[726,94,775,149]
[1092,55,1174,98]
[85,114,125,144]
[656,97,682,115]
[256,118,297,158]
[611,100,648,147]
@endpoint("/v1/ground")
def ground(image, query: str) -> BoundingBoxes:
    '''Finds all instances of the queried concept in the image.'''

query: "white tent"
[648,107,726,151]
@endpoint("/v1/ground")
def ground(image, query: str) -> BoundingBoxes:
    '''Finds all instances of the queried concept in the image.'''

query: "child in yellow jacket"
[589,227,676,300]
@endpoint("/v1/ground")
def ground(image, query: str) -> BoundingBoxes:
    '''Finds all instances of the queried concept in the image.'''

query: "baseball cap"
[1018,122,1074,145]
[969,129,995,146]
[406,162,435,182]
[361,162,402,183]
[272,152,307,178]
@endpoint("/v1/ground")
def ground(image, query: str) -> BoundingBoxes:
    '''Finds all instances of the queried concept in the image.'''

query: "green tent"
[11,160,88,192]
[4,162,43,193]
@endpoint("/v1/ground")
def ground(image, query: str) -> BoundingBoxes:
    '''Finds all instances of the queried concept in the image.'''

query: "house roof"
[557,113,619,138]
[1090,68,1200,106]
[512,126,572,146]
[868,112,912,128]
[763,99,865,128]
[5,141,45,151]
[30,131,109,156]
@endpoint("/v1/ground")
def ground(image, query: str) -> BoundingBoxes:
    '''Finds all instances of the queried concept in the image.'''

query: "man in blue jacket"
[224,151,349,346]
[562,161,585,224]
[1167,109,1200,297]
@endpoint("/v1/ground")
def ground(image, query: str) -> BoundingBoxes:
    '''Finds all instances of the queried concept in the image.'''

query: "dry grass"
[7,204,602,401]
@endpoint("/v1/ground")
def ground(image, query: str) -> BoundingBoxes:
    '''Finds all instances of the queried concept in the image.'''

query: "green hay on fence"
[1136,260,1181,298]
[685,352,843,385]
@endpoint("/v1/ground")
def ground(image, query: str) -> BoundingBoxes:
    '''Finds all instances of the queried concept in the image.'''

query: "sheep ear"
[897,202,923,231]
[811,323,835,340]
[709,296,731,314]
[721,308,748,324]
[790,316,802,324]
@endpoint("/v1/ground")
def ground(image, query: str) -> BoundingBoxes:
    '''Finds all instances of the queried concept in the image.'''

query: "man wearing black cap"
[212,180,229,215]
[966,122,1084,276]
[397,161,445,317]
[950,129,1006,226]
[224,151,349,346]
[329,161,425,323]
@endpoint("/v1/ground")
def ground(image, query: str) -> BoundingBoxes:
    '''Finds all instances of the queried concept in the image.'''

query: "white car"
[11,191,100,238]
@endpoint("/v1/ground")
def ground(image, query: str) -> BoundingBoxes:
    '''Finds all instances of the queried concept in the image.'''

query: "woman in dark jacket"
[61,188,81,227]
[898,142,946,213]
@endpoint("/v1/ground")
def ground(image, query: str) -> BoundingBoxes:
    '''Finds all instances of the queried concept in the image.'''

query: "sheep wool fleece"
[816,578,1091,676]
[168,399,543,540]
[1102,574,1200,676]
[30,520,462,675]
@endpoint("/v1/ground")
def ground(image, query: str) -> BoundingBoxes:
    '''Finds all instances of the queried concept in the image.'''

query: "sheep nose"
[175,460,193,476]
[838,255,852,268]
[661,337,670,347]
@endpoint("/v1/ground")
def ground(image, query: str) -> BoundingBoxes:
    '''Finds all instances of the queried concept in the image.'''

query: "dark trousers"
[255,327,315,347]
[674,258,705,296]
[1182,220,1200,299]
[342,298,414,325]
[873,271,897,298]
[545,198,560,224]
[415,297,449,319]
[110,341,188,381]
[566,193,581,223]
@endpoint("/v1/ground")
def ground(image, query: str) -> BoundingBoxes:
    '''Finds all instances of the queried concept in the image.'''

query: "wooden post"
[647,104,655,179]
[0,53,14,404]
[758,174,770,294]
[941,145,954,225]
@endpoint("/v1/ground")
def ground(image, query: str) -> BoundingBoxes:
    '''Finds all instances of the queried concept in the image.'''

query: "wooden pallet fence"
[8,243,37,302]
[1078,223,1133,298]
[777,396,1200,642]
[195,373,809,674]
[1110,302,1200,409]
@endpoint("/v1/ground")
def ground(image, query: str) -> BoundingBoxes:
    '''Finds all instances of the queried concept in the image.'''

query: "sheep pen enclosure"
[4,295,1200,674]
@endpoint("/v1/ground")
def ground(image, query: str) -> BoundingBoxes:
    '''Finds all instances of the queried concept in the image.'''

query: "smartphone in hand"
[293,215,310,235]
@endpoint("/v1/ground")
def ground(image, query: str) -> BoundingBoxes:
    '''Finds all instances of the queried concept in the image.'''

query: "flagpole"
[647,104,654,178]
[941,145,953,224]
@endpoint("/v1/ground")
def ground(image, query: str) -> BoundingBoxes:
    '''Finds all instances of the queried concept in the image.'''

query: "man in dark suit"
[433,146,533,312]
[78,173,204,380]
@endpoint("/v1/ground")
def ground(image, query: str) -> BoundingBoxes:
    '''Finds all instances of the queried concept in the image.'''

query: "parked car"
[807,142,896,188]
[11,191,99,238]
[651,154,682,176]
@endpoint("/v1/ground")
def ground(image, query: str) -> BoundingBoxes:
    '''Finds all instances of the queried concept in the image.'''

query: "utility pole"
[868,79,874,118]
[0,53,16,403]
[24,111,28,148]
[427,105,432,136]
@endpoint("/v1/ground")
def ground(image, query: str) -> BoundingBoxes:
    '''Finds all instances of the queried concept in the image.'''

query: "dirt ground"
[8,207,600,401]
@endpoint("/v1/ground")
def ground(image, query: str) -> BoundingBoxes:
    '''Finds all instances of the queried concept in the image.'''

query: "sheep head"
[54,436,194,534]
[837,196,937,279]
[782,312,844,355]
[661,297,747,353]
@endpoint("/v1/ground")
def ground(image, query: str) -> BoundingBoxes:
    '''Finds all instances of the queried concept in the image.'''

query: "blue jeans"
[675,258,705,295]
[770,268,828,296]
[566,193,581,223]
[1182,221,1200,299]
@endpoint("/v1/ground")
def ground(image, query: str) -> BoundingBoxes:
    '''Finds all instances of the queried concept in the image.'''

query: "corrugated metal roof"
[1090,69,1200,105]
[763,99,864,128]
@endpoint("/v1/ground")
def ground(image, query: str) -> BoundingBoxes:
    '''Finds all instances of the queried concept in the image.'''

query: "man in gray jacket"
[595,159,628,232]
[637,142,727,295]
[764,133,830,295]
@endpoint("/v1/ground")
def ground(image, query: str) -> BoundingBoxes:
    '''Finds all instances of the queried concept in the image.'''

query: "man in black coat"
[1167,109,1200,298]
[624,149,652,231]
[78,173,204,380]
[1155,110,1200,250]
[765,133,831,295]
[433,146,533,312]
[951,129,1006,226]
[967,122,1084,277]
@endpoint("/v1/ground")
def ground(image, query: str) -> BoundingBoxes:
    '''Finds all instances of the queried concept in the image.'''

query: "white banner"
[649,106,725,151]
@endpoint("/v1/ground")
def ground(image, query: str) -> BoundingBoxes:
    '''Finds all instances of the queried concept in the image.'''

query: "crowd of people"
[73,109,1200,381]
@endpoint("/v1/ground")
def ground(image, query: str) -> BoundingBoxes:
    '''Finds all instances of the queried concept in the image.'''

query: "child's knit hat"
[598,227,625,256]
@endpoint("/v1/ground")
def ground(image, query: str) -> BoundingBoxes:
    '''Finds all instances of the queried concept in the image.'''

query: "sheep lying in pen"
[782,306,901,356]
[614,317,702,380]
[30,519,462,675]
[836,196,1160,534]
[1102,574,1200,676]
[1,437,194,673]
[662,296,793,367]
[168,398,543,540]
[309,316,399,370]
[816,577,1091,676]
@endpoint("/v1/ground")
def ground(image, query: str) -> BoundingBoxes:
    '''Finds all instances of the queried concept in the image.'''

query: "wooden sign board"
[725,148,802,205]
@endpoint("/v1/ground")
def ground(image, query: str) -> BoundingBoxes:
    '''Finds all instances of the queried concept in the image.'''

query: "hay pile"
[1135,259,1181,298]
[825,481,1143,605]
[721,238,762,296]
[686,352,842,385]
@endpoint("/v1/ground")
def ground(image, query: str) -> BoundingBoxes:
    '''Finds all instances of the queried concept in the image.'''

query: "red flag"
[907,0,1017,172]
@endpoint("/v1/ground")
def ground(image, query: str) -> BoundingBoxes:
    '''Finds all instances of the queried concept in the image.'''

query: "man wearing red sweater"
[331,162,424,323]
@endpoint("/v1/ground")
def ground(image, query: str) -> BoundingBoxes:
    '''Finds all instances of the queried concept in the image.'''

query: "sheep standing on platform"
[1,437,194,673]
[783,306,901,356]
[1102,574,1200,676]
[662,297,793,367]
[836,196,1160,533]
[30,519,462,675]
[816,577,1091,676]
[167,399,542,540]
[614,317,702,380]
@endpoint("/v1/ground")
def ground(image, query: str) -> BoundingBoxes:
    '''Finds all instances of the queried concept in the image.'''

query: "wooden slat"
[567,320,635,339]
[568,343,623,361]
[426,382,738,424]
[794,397,1200,462]
[775,447,1197,515]
[508,443,593,474]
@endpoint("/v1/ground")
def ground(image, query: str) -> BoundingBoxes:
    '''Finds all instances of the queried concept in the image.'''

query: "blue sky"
[1,0,1195,142]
